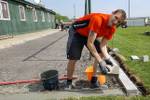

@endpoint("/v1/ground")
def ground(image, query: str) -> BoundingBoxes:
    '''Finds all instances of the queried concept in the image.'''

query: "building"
[127,17,150,26]
[0,0,56,37]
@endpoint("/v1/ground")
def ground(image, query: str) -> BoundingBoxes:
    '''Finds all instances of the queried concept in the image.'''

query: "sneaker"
[63,80,75,90]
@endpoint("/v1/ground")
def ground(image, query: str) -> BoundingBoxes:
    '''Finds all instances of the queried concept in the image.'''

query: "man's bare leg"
[67,60,77,79]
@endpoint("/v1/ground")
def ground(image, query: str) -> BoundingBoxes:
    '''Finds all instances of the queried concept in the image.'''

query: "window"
[32,8,37,22]
[0,0,10,20]
[19,5,26,21]
[41,11,45,22]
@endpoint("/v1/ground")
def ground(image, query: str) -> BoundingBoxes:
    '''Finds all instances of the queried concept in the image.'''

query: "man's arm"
[87,31,110,74]
[100,37,110,59]
[87,31,103,63]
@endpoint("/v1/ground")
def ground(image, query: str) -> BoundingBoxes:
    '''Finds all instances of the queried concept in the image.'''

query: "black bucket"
[41,70,59,90]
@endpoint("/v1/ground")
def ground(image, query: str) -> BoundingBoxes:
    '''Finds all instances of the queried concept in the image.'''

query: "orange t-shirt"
[72,13,116,40]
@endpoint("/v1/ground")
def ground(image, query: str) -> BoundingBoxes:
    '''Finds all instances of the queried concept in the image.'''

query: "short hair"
[113,9,127,20]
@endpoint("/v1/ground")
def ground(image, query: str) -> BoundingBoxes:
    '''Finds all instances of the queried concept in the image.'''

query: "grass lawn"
[108,26,150,91]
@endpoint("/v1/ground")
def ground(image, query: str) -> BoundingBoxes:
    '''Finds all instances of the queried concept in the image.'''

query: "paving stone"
[130,55,140,60]
[142,55,149,62]
[107,56,119,75]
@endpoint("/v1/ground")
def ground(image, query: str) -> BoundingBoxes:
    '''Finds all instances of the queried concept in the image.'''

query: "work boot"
[90,76,99,88]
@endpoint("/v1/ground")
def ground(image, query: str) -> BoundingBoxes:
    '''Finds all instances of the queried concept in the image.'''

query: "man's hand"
[98,61,110,75]
[105,58,113,66]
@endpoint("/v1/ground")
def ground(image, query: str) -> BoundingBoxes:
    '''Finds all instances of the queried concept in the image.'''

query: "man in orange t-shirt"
[66,9,126,89]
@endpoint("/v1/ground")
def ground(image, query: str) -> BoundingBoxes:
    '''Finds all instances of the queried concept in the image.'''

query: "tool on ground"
[0,70,77,86]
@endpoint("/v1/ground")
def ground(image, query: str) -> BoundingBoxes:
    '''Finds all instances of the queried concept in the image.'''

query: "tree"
[55,13,70,22]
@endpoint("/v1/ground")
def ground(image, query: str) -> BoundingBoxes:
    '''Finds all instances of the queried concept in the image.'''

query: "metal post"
[85,0,91,15]
[73,4,76,19]
[85,0,92,59]
[85,0,87,15]
[88,0,91,14]
[128,0,130,18]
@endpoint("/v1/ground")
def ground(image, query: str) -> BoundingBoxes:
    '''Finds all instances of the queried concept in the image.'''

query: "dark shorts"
[66,27,101,60]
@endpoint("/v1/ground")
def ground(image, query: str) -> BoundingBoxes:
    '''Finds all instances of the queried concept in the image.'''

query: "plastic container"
[40,70,59,90]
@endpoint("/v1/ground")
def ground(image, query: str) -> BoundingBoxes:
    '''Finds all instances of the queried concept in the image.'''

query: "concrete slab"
[108,56,120,75]
[142,55,149,62]
[119,68,141,96]
[130,55,140,60]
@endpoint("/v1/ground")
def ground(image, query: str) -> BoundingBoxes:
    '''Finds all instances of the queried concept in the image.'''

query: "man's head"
[108,9,127,27]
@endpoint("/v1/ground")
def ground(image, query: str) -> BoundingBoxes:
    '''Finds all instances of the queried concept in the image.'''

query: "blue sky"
[37,0,150,19]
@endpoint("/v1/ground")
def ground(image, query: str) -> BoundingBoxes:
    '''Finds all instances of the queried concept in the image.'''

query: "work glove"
[105,58,113,66]
[98,61,110,75]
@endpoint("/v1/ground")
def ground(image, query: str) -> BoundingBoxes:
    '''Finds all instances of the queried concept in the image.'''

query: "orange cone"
[85,65,94,81]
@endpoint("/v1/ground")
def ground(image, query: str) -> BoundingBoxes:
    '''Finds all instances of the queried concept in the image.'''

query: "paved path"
[0,89,124,100]
[0,29,124,99]
[0,29,59,50]
[0,30,67,81]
